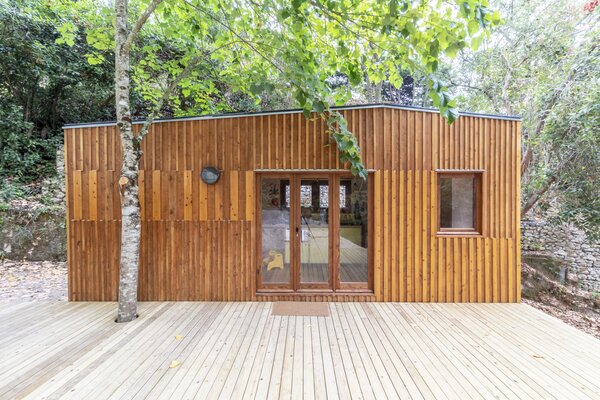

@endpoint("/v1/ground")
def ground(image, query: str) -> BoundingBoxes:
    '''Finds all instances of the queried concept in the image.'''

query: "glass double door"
[258,173,370,292]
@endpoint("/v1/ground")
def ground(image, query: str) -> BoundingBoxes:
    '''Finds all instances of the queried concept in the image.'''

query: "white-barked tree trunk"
[115,0,141,322]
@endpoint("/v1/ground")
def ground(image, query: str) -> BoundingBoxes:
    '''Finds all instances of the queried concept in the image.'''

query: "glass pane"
[300,179,329,283]
[261,179,291,285]
[319,185,328,207]
[301,185,313,207]
[339,185,347,208]
[340,177,368,283]
[440,176,474,229]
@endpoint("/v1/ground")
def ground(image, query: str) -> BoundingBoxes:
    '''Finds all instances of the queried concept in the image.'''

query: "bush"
[0,102,60,183]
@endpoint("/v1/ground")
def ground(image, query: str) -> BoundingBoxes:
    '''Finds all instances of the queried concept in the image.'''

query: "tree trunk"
[373,81,383,102]
[365,80,383,103]
[115,0,141,323]
[520,175,556,217]
[521,145,533,176]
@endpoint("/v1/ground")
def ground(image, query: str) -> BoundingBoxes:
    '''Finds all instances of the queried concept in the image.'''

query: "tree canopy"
[1,0,599,239]
[0,1,114,181]
[444,0,600,238]
[52,0,499,178]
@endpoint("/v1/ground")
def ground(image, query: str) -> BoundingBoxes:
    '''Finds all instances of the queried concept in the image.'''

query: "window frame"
[436,170,483,236]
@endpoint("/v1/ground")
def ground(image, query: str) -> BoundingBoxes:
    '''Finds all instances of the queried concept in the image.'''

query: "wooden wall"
[64,106,521,302]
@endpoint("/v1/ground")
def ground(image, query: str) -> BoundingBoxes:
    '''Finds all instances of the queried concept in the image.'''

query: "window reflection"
[300,179,329,284]
[339,177,368,283]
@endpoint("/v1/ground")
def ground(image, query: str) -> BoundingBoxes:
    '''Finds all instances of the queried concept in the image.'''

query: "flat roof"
[63,103,521,129]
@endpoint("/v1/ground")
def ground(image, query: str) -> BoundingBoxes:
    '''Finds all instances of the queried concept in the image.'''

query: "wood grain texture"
[3,302,600,399]
[64,106,521,302]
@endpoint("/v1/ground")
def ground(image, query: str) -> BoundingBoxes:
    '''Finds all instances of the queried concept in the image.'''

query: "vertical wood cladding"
[64,106,520,302]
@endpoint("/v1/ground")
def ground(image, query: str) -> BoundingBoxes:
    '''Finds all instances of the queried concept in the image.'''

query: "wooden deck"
[1,302,599,399]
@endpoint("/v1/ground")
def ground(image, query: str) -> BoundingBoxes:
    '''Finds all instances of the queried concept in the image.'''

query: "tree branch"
[521,65,578,176]
[136,56,203,141]
[521,175,556,216]
[98,92,115,110]
[499,54,513,115]
[521,146,533,176]
[122,0,164,54]
[182,0,288,76]
[521,151,574,216]
[135,40,241,141]
[447,80,495,103]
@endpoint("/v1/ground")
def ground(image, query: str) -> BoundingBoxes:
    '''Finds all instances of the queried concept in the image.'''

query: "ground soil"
[522,262,600,339]
[0,260,67,301]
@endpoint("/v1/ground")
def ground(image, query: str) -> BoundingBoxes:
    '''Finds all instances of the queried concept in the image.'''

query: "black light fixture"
[201,166,221,184]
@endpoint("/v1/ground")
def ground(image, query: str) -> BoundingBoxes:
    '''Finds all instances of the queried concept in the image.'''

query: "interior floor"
[262,261,368,284]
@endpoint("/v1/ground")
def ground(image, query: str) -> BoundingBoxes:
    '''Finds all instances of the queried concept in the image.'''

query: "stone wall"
[522,219,600,292]
[1,146,67,261]
[41,146,66,209]
[0,210,66,261]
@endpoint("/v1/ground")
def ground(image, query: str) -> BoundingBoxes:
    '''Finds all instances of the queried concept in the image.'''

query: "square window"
[438,172,482,234]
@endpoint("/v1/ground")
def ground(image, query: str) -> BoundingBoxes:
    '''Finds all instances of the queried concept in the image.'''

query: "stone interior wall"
[522,219,600,292]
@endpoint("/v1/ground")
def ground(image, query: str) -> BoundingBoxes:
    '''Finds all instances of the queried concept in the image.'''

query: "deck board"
[0,302,599,400]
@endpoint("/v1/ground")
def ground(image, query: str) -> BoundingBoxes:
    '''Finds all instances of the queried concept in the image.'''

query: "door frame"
[256,171,373,294]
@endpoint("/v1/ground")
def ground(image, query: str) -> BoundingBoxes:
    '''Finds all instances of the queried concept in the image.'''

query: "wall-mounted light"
[201,166,221,185]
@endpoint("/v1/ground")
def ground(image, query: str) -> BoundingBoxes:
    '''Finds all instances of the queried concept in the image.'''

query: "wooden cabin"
[63,104,521,303]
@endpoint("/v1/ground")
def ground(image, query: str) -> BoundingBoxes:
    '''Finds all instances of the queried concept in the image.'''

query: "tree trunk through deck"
[115,0,141,323]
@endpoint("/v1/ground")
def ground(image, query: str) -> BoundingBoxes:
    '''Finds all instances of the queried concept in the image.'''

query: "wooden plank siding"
[64,106,521,302]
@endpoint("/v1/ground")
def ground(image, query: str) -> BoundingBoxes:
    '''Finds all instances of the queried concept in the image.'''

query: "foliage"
[0,178,25,207]
[0,98,61,181]
[444,0,600,238]
[0,0,115,182]
[1,0,501,184]
[544,82,600,238]
[0,0,285,185]
[58,0,500,177]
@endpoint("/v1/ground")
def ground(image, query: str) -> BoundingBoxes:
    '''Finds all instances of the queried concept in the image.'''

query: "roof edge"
[63,103,521,129]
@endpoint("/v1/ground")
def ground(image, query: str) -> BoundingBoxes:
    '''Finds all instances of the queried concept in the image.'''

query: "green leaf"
[468,20,480,35]
[56,22,77,47]
[85,52,105,65]
[471,35,484,50]
[313,100,325,114]
[347,64,362,85]
[445,43,460,58]
[461,2,471,17]
[443,107,459,124]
